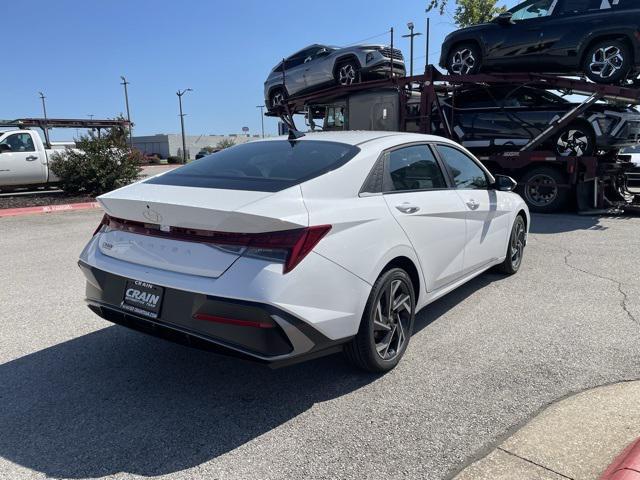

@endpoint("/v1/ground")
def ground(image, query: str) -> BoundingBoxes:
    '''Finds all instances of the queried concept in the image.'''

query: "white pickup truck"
[0,129,74,190]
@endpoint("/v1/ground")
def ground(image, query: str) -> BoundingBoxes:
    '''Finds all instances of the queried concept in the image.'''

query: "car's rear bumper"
[79,261,351,367]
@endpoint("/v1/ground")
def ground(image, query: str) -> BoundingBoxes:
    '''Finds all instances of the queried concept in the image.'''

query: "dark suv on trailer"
[440,0,640,84]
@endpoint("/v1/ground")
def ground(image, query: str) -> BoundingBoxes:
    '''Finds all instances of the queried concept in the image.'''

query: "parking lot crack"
[496,447,575,479]
[563,249,638,327]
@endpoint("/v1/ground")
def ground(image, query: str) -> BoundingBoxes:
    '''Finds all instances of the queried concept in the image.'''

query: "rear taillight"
[99,215,331,273]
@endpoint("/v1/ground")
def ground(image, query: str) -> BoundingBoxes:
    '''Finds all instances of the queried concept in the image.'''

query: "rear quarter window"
[145,140,360,192]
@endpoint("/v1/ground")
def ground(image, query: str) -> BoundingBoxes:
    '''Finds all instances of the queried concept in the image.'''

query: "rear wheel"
[344,268,415,373]
[335,60,361,86]
[583,39,632,84]
[495,215,526,275]
[553,123,595,157]
[521,166,570,213]
[269,88,286,110]
[447,43,482,75]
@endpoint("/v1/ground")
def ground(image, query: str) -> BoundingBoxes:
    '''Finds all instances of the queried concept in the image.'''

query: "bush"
[50,131,142,196]
[167,155,182,164]
[215,138,236,150]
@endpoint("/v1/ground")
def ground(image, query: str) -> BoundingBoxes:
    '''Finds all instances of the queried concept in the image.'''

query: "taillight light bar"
[94,214,331,273]
[193,313,275,329]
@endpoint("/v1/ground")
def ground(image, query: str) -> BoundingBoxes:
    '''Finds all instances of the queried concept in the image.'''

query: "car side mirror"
[0,144,12,153]
[493,174,517,192]
[496,12,513,25]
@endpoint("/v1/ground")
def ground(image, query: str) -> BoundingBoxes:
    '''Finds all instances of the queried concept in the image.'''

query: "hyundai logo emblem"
[142,206,162,223]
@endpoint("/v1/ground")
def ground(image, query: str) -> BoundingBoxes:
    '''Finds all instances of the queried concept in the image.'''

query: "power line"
[345,29,391,46]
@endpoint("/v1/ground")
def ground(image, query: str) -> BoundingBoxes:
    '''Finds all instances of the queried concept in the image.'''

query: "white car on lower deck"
[79,131,529,372]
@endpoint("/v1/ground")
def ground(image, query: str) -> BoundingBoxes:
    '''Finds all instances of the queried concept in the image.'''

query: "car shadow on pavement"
[0,273,499,479]
[529,213,618,234]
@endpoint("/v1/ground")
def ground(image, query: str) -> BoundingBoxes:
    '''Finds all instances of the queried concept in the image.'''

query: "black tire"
[583,39,632,84]
[334,59,361,86]
[495,215,526,275]
[552,122,595,157]
[269,88,286,110]
[521,166,570,213]
[447,42,482,75]
[344,268,416,373]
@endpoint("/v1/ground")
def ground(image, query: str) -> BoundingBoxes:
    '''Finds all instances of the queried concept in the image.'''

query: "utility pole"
[120,76,133,147]
[402,22,423,77]
[38,92,50,146]
[256,105,265,138]
[425,17,431,69]
[88,114,94,120]
[177,88,192,163]
[390,27,394,78]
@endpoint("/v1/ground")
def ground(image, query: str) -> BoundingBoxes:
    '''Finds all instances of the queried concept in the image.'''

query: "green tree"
[427,0,506,27]
[50,130,142,196]
[215,138,236,150]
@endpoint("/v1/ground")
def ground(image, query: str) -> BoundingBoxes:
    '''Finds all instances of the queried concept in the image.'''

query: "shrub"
[50,131,142,196]
[215,138,236,150]
[167,155,182,164]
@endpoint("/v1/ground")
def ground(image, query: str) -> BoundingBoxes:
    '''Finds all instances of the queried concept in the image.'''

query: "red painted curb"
[0,201,101,218]
[599,438,640,480]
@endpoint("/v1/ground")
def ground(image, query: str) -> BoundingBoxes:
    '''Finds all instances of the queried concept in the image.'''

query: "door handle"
[26,156,38,161]
[396,203,420,214]
[466,199,480,211]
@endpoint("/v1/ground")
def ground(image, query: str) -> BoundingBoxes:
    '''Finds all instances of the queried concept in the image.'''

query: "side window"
[436,145,489,190]
[385,145,447,192]
[511,0,555,20]
[0,133,35,152]
[557,0,601,14]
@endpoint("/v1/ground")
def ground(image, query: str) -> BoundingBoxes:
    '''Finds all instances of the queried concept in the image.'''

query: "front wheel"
[583,39,632,84]
[447,43,482,75]
[335,60,361,86]
[495,215,526,275]
[344,268,415,373]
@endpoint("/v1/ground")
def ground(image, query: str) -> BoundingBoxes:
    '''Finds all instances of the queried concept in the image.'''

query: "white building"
[132,133,259,159]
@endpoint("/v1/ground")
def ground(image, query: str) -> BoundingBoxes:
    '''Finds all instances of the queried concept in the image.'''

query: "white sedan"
[79,131,529,372]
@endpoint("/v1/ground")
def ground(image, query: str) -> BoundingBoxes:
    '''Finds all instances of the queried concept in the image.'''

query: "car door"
[0,132,44,186]
[302,47,334,89]
[381,144,468,292]
[488,0,557,69]
[282,50,311,96]
[435,144,510,274]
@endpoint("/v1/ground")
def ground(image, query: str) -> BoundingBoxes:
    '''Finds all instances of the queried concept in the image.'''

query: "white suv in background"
[79,131,529,372]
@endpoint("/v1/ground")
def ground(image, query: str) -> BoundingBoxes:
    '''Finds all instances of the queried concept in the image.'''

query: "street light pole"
[256,105,265,138]
[120,76,133,148]
[177,88,192,163]
[38,92,50,146]
[402,22,423,77]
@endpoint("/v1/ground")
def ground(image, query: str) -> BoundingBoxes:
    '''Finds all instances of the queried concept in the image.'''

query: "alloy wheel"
[338,64,357,86]
[589,46,624,80]
[510,220,526,270]
[450,49,476,75]
[525,174,558,208]
[556,129,590,156]
[271,92,284,108]
[373,279,412,361]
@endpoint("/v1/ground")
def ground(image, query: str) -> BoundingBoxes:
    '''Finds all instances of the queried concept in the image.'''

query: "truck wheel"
[583,39,632,84]
[344,268,415,373]
[521,166,570,213]
[553,123,595,157]
[447,43,482,75]
[335,60,361,86]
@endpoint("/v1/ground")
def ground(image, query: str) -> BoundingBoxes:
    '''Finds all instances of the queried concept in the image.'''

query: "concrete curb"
[599,438,640,480]
[0,201,100,218]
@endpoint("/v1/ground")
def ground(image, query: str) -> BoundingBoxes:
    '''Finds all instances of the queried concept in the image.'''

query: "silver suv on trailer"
[264,43,405,111]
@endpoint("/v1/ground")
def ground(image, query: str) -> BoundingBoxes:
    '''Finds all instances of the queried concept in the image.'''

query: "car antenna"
[288,129,305,141]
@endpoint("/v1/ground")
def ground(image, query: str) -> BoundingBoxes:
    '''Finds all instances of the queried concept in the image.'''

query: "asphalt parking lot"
[1,210,639,480]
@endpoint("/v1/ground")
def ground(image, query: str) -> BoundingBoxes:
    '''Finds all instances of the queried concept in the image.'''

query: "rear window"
[146,140,360,192]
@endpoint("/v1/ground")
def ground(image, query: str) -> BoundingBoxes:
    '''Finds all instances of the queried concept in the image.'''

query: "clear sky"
[2,0,517,139]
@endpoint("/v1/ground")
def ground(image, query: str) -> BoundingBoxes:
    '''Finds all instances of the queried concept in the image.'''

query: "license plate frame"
[121,279,164,319]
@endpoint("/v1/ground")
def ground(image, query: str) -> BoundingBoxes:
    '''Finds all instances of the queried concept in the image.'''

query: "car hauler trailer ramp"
[267,66,640,214]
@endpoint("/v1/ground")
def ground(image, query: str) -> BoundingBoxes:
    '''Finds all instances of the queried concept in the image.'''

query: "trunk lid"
[96,183,308,278]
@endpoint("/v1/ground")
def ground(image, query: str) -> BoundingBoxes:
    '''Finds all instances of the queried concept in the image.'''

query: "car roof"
[253,130,461,148]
